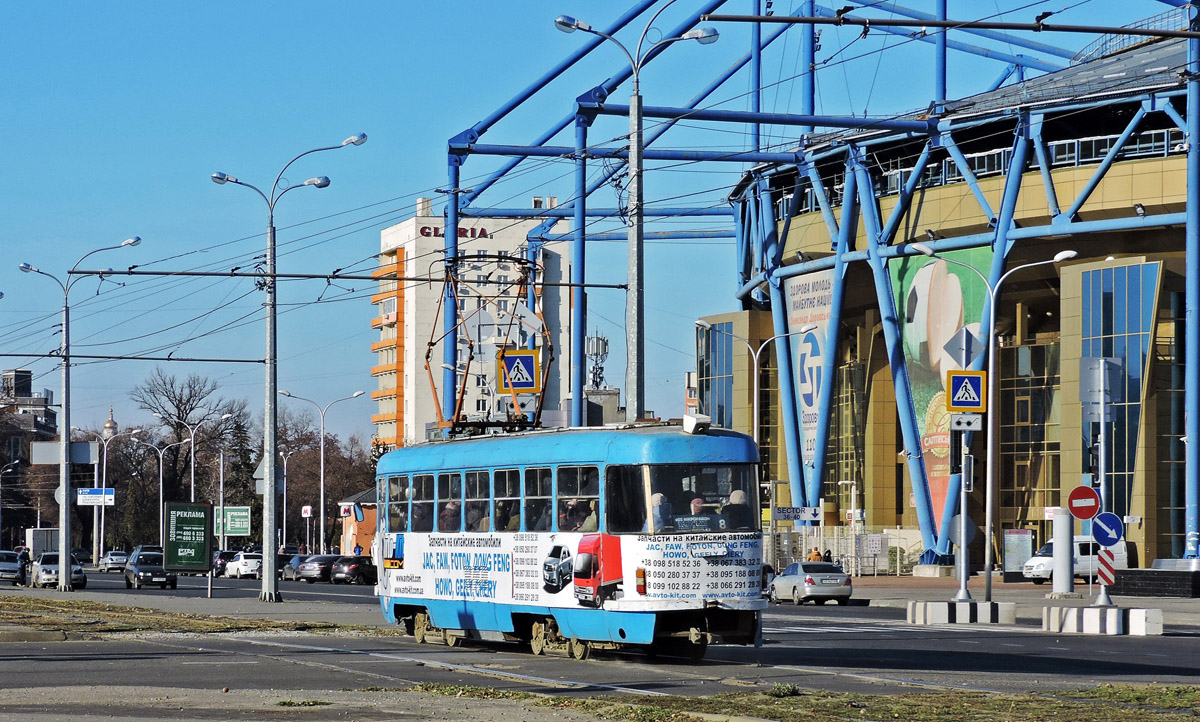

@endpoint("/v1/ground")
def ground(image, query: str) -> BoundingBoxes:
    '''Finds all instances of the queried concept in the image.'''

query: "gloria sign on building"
[165,502,213,574]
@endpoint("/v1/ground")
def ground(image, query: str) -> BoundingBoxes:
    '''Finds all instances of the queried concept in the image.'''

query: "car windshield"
[1033,542,1053,557]
[311,555,339,564]
[605,463,760,534]
[138,553,164,565]
[0,552,17,563]
[243,553,262,560]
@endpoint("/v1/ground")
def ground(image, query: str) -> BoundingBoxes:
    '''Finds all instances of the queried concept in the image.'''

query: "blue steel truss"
[436,1,1200,561]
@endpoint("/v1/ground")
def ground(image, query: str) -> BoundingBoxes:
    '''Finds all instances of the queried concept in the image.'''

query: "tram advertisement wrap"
[380,530,763,608]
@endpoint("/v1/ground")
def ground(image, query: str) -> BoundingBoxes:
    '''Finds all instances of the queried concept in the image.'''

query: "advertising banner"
[165,502,213,573]
[890,248,992,517]
[782,269,836,459]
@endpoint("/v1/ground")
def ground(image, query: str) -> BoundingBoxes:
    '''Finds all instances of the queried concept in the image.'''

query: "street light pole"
[19,237,140,591]
[282,450,295,550]
[0,461,19,551]
[910,243,1076,600]
[555,11,717,422]
[278,390,364,553]
[74,426,141,563]
[154,412,233,503]
[695,320,816,566]
[139,438,191,547]
[213,133,366,601]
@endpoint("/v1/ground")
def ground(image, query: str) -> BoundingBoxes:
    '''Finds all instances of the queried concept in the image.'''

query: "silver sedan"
[768,561,852,605]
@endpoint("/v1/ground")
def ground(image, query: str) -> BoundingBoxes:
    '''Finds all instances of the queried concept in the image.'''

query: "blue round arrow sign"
[1091,511,1124,547]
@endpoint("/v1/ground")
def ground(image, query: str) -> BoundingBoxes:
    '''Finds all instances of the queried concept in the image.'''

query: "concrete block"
[907,601,920,624]
[997,602,1016,625]
[1082,607,1105,634]
[953,602,976,624]
[1043,606,1083,633]
[1103,607,1123,635]
[926,602,953,624]
[913,564,956,578]
[1127,608,1163,636]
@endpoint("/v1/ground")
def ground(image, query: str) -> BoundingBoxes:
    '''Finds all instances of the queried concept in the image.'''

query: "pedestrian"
[822,548,833,563]
[807,546,823,562]
[353,543,363,556]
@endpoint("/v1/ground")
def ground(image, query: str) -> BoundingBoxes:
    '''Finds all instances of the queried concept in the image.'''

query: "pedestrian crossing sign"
[497,349,541,393]
[946,370,986,412]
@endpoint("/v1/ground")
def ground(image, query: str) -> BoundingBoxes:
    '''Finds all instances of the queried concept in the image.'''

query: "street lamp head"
[18,262,36,273]
[554,14,588,33]
[121,236,141,247]
[342,133,368,147]
[683,26,720,44]
[130,428,143,436]
[351,391,365,398]
[1053,250,1078,263]
[910,242,936,257]
[278,390,293,398]
[211,172,235,185]
[153,412,164,419]
[220,413,234,420]
[694,319,713,330]
[305,176,331,189]
[799,323,818,334]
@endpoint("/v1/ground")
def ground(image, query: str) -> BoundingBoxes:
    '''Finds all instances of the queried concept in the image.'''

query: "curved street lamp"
[19,236,140,591]
[153,412,233,503]
[73,426,142,563]
[138,437,192,547]
[557,7,717,422]
[278,389,365,553]
[910,242,1077,600]
[213,134,366,601]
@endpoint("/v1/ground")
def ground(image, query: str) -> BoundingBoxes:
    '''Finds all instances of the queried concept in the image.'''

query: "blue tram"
[373,422,766,659]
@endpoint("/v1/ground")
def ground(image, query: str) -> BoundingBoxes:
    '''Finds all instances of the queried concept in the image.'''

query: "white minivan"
[1022,536,1128,584]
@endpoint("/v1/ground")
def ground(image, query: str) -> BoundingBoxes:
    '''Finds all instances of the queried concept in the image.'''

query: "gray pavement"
[2,569,1198,642]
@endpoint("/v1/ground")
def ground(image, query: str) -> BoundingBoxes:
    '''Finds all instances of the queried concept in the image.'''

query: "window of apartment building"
[379,297,397,317]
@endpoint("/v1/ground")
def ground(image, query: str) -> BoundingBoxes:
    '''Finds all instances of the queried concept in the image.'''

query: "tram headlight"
[636,566,647,595]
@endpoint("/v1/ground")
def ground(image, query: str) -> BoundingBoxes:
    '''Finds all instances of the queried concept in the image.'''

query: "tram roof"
[376,424,759,474]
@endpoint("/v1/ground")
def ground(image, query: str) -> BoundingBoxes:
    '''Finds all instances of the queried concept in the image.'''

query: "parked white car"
[225,552,263,579]
[1022,536,1129,584]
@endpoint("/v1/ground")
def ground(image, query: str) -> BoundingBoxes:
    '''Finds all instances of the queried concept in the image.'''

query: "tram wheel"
[530,620,548,656]
[685,636,708,662]
[413,612,431,644]
[568,637,591,661]
[443,629,462,648]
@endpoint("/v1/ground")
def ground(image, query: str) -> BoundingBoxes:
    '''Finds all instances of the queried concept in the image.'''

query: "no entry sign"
[1067,486,1101,521]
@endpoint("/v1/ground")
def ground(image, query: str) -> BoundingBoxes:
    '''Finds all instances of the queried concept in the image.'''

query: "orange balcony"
[371,388,398,400]
[371,361,400,376]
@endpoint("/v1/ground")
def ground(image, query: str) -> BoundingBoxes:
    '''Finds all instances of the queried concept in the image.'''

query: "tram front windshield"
[605,464,759,534]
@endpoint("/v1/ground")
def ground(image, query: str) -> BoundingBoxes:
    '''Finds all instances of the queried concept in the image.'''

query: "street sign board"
[76,488,115,506]
[301,505,313,519]
[213,506,252,537]
[31,440,98,465]
[1092,511,1125,547]
[775,506,820,522]
[1097,548,1116,585]
[945,371,986,412]
[496,350,541,393]
[948,514,977,545]
[950,413,983,431]
[252,457,284,495]
[164,502,213,574]
[943,326,984,370]
[1067,486,1102,520]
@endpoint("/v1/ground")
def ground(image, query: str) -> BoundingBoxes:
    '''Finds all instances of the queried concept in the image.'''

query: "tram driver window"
[557,466,600,532]
[493,468,521,532]
[465,470,490,532]
[437,473,463,532]
[525,467,553,531]
[411,474,434,533]
[387,475,409,533]
[605,465,648,534]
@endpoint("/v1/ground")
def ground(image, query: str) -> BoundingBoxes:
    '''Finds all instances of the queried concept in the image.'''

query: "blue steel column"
[751,0,761,151]
[853,158,938,553]
[1186,8,1200,558]
[571,119,588,427]
[804,166,860,509]
[935,0,946,109]
[801,0,814,134]
[442,164,461,422]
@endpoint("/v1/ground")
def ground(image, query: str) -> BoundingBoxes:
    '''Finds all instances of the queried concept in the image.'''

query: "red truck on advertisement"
[573,533,621,607]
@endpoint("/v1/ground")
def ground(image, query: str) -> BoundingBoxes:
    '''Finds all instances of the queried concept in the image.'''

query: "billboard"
[165,502,213,574]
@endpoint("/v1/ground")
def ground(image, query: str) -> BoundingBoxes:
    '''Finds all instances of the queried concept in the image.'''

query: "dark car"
[331,555,377,585]
[124,550,178,590]
[281,554,310,581]
[297,554,340,583]
[213,550,237,577]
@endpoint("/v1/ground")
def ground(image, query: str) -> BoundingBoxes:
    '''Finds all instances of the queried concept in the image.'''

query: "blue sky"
[0,1,1166,443]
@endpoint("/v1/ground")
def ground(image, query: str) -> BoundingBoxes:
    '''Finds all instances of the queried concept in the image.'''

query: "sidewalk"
[849,572,1200,629]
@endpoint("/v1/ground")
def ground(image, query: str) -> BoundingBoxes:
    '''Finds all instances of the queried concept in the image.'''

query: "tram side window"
[557,465,600,532]
[437,472,463,532]
[494,468,521,532]
[524,467,553,531]
[411,474,434,532]
[605,465,648,534]
[387,475,409,533]
[465,470,490,532]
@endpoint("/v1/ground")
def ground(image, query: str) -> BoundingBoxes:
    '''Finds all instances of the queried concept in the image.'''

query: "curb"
[0,624,67,643]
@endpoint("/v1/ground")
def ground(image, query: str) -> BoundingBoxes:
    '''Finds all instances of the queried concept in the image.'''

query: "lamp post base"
[258,591,283,603]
